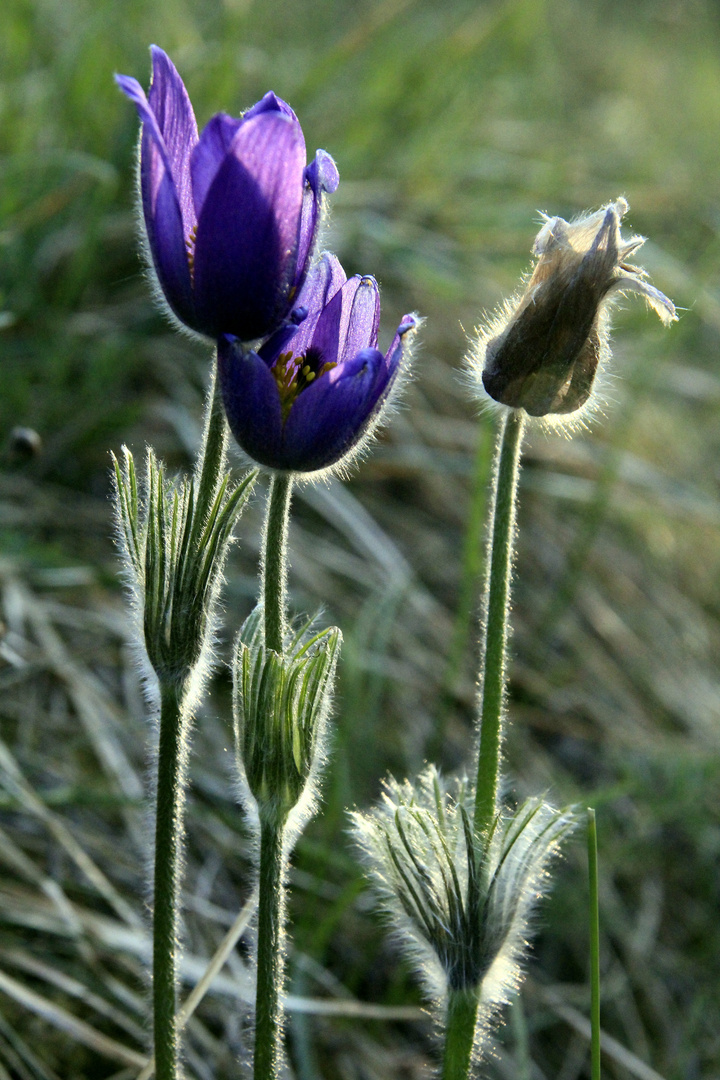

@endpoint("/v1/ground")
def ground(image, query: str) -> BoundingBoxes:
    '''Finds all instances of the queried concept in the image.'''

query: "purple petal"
[337,275,381,363]
[301,283,345,367]
[339,314,415,428]
[306,150,340,197]
[191,113,244,220]
[259,253,344,365]
[294,253,346,330]
[289,268,379,374]
[193,111,306,340]
[257,316,305,364]
[243,91,299,125]
[382,313,418,381]
[115,67,194,325]
[301,273,379,370]
[293,150,340,290]
[281,347,389,471]
[141,148,196,325]
[147,46,198,242]
[217,338,284,466]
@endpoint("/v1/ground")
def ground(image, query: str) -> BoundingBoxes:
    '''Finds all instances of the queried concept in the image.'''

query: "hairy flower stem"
[262,473,293,653]
[251,472,294,1078]
[474,410,525,838]
[153,681,189,1080]
[152,365,228,1080]
[194,359,229,526]
[442,989,481,1080]
[254,816,288,1080]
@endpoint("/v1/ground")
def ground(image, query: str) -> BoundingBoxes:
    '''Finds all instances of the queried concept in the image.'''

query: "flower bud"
[113,447,255,689]
[353,766,577,1024]
[233,609,341,828]
[471,199,676,420]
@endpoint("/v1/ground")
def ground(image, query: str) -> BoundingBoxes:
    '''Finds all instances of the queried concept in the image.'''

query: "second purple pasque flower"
[116,46,338,341]
[218,253,417,473]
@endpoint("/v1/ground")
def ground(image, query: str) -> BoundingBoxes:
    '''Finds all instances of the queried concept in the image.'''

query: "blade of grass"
[0,968,146,1069]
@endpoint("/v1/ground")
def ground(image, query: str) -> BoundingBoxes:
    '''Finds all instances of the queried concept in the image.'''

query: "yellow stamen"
[270,350,336,422]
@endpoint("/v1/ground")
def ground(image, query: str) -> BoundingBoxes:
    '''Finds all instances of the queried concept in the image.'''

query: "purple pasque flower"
[217,253,417,473]
[115,46,339,341]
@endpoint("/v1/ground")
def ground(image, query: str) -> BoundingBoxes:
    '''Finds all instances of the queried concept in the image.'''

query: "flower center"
[271,346,337,422]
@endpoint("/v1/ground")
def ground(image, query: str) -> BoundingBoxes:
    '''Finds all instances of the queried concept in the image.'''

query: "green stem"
[441,988,480,1080]
[254,817,287,1080]
[262,474,293,652]
[194,359,228,527]
[588,808,602,1080]
[474,410,525,837]
[153,681,188,1080]
[253,472,294,1076]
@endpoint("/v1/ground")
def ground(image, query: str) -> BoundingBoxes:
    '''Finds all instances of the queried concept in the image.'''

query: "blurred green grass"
[1,0,719,1076]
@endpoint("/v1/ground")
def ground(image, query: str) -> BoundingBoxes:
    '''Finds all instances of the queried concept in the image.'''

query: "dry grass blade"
[0,947,146,1043]
[0,1007,61,1080]
[283,997,425,1020]
[0,967,146,1068]
[0,823,82,937]
[0,735,142,929]
[3,574,145,847]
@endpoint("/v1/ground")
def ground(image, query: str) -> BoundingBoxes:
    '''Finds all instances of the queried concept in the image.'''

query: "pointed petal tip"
[114,72,145,102]
[656,294,678,325]
[149,45,181,76]
[246,90,281,115]
[616,274,678,326]
[533,215,571,256]
[147,46,189,97]
[244,91,298,124]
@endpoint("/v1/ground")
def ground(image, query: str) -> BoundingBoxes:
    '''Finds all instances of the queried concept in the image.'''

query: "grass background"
[1,0,719,1076]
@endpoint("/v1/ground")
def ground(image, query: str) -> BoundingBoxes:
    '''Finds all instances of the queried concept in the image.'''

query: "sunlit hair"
[467,198,676,431]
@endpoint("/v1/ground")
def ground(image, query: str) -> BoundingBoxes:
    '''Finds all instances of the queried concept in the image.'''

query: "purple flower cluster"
[117,47,415,473]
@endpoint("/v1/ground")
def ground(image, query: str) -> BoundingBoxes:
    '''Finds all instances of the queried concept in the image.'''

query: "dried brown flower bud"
[472,199,676,420]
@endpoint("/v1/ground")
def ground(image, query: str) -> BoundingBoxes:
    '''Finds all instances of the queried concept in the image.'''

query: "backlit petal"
[217,339,284,466]
[337,275,381,364]
[293,150,340,290]
[147,46,198,241]
[191,113,244,220]
[281,348,389,471]
[115,69,194,324]
[193,111,306,339]
[290,253,347,354]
